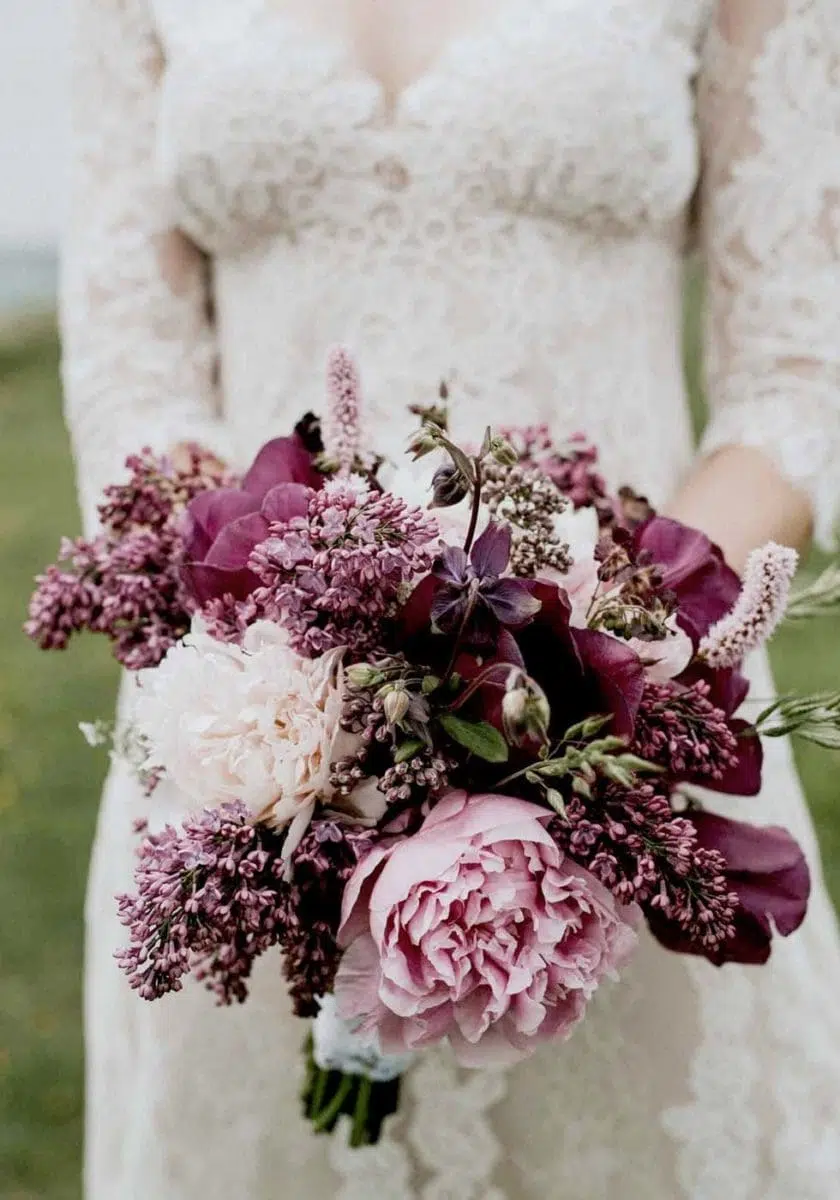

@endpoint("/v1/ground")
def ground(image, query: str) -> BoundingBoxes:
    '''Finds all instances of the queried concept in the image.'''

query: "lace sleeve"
[61,0,228,535]
[698,0,840,549]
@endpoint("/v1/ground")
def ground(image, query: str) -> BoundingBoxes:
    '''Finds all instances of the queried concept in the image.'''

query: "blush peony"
[335,790,639,1067]
[132,619,364,848]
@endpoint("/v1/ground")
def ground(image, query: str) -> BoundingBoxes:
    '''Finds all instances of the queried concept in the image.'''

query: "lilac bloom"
[430,522,541,643]
[649,812,810,966]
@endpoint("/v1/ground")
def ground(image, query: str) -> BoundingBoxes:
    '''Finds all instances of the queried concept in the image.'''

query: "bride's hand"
[666,445,813,574]
[168,441,227,477]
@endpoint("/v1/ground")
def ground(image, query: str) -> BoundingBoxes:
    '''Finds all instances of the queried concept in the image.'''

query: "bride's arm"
[668,0,840,573]
[62,0,227,536]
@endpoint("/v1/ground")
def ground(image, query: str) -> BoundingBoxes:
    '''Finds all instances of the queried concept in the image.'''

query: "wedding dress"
[63,0,840,1196]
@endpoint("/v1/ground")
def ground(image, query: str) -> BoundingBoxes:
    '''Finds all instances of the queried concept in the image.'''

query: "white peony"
[132,619,358,844]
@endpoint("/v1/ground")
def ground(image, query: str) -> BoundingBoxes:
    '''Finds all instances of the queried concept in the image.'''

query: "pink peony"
[335,790,639,1068]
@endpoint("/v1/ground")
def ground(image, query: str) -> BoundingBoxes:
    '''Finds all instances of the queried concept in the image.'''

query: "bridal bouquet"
[27,350,839,1145]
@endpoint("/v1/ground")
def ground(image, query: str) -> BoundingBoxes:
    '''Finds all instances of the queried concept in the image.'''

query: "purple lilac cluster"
[505,425,616,523]
[279,821,373,1017]
[251,480,439,657]
[551,783,738,951]
[116,803,369,1014]
[26,449,225,669]
[633,679,740,782]
[116,803,289,1005]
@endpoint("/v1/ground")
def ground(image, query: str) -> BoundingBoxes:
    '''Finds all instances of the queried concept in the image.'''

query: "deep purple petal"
[651,813,811,966]
[242,435,320,497]
[701,719,763,797]
[647,907,773,966]
[483,578,542,629]
[260,483,312,525]
[572,628,646,737]
[470,521,511,579]
[635,516,741,639]
[180,563,261,605]
[433,546,470,587]
[399,575,441,639]
[182,489,260,560]
[431,587,469,634]
[205,512,270,570]
[695,811,811,940]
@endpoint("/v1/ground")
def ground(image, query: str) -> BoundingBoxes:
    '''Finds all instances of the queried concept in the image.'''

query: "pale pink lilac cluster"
[505,425,615,522]
[700,542,799,669]
[251,479,439,657]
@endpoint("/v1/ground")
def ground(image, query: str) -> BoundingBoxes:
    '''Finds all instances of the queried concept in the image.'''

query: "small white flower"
[626,614,693,682]
[132,619,356,830]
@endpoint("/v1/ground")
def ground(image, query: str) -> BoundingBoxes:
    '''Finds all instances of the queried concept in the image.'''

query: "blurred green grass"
[0,277,838,1196]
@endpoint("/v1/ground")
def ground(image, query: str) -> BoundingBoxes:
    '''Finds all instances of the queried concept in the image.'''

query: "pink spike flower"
[699,542,798,669]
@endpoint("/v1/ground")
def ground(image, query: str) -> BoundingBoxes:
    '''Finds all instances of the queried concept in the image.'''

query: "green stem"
[462,456,483,555]
[350,1075,374,1148]
[495,745,561,790]
[439,591,478,692]
[308,1066,329,1121]
[444,662,518,711]
[311,1073,355,1133]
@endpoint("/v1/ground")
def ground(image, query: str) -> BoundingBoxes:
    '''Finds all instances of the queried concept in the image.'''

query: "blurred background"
[1,7,839,1200]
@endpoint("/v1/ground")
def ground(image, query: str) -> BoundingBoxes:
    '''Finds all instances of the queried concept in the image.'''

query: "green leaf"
[421,674,441,695]
[394,739,425,764]
[439,714,509,763]
[545,788,568,818]
[564,714,612,742]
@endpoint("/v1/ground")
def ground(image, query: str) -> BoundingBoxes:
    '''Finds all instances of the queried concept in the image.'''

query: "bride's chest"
[153,0,714,253]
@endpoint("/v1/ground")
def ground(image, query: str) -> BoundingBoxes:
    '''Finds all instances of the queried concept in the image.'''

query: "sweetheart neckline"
[247,0,551,122]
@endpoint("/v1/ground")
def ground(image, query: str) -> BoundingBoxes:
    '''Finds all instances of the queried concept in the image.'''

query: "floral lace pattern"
[68,0,840,1196]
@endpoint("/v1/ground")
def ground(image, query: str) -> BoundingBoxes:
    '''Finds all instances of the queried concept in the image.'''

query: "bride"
[64,0,840,1196]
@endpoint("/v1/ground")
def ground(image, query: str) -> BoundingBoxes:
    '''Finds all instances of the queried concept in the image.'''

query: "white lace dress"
[64,1,840,1196]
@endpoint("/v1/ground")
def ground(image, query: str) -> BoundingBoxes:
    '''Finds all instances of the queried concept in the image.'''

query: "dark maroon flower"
[180,434,320,607]
[430,523,541,643]
[634,516,740,641]
[648,811,810,965]
[515,581,646,738]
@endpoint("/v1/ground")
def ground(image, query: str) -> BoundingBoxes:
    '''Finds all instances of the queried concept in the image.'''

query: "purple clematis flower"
[649,811,810,966]
[430,523,542,643]
[181,435,320,606]
[634,516,741,642]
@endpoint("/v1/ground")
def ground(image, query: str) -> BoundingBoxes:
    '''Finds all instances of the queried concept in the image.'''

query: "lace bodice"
[63,0,840,541]
[67,2,840,1198]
